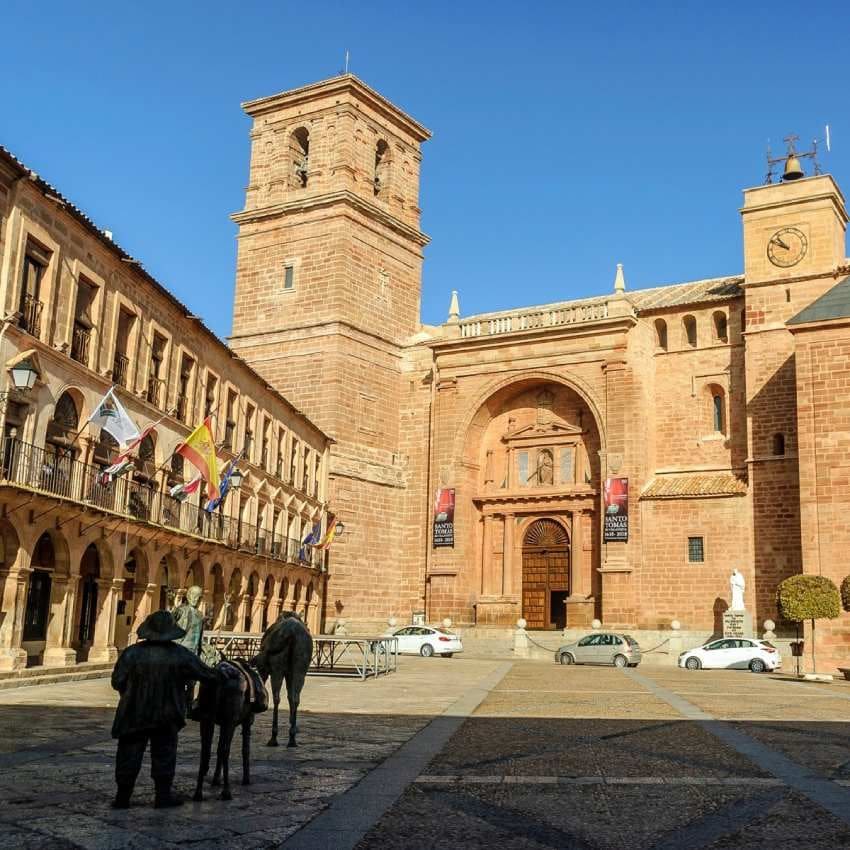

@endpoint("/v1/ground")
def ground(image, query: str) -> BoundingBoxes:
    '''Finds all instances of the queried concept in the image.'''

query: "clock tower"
[740,158,848,623]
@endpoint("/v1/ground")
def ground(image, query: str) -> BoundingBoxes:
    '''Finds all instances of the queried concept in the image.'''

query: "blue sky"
[2,2,848,338]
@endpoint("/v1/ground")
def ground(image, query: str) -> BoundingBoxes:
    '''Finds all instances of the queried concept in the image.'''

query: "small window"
[683,315,697,348]
[688,536,704,563]
[517,451,529,487]
[654,318,668,351]
[772,433,785,456]
[283,265,295,290]
[712,311,728,343]
[713,395,724,433]
[559,447,574,485]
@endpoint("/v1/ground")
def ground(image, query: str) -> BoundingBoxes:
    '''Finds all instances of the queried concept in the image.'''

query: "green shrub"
[842,575,850,612]
[777,574,840,622]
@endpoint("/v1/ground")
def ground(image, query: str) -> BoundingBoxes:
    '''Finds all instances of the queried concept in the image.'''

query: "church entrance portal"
[522,519,569,630]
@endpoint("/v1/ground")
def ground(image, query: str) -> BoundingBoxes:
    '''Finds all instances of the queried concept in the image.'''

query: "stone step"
[0,663,113,690]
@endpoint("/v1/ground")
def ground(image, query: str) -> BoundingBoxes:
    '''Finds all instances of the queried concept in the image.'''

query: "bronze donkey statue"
[253,612,313,747]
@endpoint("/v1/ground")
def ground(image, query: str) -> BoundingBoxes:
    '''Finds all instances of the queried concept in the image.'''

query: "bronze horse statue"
[192,648,266,802]
[253,612,313,747]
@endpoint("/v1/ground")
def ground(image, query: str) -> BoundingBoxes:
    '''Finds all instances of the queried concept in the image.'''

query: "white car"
[678,638,782,673]
[384,626,463,657]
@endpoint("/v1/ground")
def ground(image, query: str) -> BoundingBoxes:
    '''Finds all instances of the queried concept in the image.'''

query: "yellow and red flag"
[176,417,220,501]
[316,516,341,550]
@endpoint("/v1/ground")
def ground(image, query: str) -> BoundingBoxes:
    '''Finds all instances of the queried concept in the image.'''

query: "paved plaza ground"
[2,656,850,848]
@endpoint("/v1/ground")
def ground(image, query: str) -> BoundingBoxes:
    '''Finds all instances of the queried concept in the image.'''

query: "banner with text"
[603,477,629,542]
[433,488,455,548]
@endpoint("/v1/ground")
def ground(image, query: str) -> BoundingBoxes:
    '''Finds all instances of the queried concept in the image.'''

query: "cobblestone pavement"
[2,659,850,848]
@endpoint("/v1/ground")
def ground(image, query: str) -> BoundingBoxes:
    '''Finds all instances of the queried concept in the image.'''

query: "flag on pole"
[204,451,243,513]
[176,417,220,501]
[97,421,160,485]
[316,517,341,550]
[299,521,321,560]
[88,387,140,447]
[170,473,203,502]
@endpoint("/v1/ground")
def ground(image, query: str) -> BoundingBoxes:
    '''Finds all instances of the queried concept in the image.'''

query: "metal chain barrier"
[520,634,672,654]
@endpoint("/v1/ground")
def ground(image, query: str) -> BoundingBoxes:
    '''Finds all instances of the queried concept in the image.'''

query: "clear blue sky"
[3,2,848,338]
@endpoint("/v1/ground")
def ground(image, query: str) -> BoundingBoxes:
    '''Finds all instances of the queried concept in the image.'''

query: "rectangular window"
[224,389,238,447]
[204,372,218,418]
[283,264,295,290]
[275,429,286,479]
[176,353,195,422]
[560,448,574,485]
[290,439,299,485]
[113,309,136,388]
[314,454,321,498]
[302,447,310,493]
[19,239,50,337]
[688,536,705,563]
[244,404,255,460]
[147,332,167,407]
[71,277,97,367]
[517,451,529,487]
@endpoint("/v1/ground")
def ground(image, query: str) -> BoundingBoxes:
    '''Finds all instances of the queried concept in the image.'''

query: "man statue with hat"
[110,609,220,809]
[173,585,205,655]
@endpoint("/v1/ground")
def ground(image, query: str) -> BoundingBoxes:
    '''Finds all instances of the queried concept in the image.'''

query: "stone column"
[503,513,515,596]
[481,515,494,594]
[130,582,159,643]
[0,564,31,671]
[266,595,282,626]
[566,510,594,628]
[89,578,121,663]
[43,576,77,667]
[236,592,251,633]
[250,595,266,633]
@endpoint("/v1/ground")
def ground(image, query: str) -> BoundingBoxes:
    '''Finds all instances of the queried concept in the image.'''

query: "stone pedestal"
[0,648,28,671]
[722,609,753,638]
[513,627,529,658]
[43,647,77,667]
[565,596,594,628]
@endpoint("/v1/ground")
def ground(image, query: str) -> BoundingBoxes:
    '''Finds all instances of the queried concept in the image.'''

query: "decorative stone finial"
[613,263,626,293]
[447,290,460,324]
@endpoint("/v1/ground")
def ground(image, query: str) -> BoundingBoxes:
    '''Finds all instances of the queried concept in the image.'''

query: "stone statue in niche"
[537,449,554,486]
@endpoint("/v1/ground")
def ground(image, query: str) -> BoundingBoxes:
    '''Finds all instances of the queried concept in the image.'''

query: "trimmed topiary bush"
[777,574,840,674]
[841,575,850,612]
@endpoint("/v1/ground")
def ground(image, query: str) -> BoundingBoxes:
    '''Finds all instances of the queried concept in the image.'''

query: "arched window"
[290,128,309,188]
[713,394,724,433]
[683,315,697,348]
[654,318,668,351]
[772,433,785,456]
[374,139,390,197]
[93,429,118,467]
[53,393,79,430]
[713,311,728,343]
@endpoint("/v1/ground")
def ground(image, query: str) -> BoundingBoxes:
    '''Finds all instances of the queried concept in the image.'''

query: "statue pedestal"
[722,609,753,638]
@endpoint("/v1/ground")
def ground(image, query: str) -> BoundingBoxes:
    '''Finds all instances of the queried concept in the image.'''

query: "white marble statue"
[730,569,746,611]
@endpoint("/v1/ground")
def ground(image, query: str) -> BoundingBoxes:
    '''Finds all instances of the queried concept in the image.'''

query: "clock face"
[767,227,808,268]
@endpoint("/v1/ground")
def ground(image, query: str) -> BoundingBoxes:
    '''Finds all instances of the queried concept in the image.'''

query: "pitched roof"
[629,276,744,312]
[787,276,850,325]
[641,473,748,499]
[0,145,331,443]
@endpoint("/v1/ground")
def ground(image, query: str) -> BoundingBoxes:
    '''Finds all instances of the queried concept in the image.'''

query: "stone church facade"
[229,75,850,667]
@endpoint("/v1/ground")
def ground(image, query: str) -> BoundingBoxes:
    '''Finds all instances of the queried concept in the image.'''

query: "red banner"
[603,477,629,542]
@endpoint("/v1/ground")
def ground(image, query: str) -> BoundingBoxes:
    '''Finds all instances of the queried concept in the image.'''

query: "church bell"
[782,154,805,181]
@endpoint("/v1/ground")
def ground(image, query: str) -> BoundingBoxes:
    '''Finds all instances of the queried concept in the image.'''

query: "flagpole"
[63,385,117,460]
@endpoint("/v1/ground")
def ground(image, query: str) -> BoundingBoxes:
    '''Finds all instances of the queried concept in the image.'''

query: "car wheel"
[559,652,574,665]
[749,658,766,673]
[613,654,628,668]
[420,644,435,658]
[685,656,701,670]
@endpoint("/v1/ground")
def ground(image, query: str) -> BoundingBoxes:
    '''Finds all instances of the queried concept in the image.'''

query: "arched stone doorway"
[522,519,569,630]
[75,544,101,660]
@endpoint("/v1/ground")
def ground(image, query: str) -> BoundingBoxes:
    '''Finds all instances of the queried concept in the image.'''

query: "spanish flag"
[176,417,220,501]
[316,516,341,550]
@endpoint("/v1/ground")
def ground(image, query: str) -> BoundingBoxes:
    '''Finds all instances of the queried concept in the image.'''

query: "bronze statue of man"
[173,585,204,655]
[110,610,219,809]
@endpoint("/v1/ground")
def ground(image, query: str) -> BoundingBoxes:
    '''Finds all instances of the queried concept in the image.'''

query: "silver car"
[556,632,642,668]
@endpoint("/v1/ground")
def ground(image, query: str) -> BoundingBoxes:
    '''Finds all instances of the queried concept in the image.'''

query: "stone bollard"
[762,619,776,641]
[514,618,529,658]
[668,619,683,658]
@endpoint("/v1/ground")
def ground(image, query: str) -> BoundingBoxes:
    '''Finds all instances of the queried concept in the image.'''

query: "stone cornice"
[242,74,431,142]
[231,189,429,247]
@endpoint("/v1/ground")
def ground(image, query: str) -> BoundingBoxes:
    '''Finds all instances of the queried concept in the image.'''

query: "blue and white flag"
[204,452,243,512]
[299,521,321,561]
[88,387,140,448]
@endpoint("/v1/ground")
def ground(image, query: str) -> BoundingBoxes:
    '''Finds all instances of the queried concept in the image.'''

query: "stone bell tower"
[229,75,431,625]
[740,141,848,624]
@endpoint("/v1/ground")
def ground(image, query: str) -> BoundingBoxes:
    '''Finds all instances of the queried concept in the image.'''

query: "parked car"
[678,638,781,673]
[383,625,463,657]
[556,632,642,668]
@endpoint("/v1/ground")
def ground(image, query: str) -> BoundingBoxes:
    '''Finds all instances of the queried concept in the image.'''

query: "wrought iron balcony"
[176,394,189,423]
[0,436,321,568]
[71,323,91,366]
[112,353,130,388]
[146,375,163,407]
[18,294,43,338]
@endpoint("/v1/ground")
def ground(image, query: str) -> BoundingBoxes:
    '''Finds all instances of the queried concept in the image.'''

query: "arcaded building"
[229,75,850,668]
[0,146,332,672]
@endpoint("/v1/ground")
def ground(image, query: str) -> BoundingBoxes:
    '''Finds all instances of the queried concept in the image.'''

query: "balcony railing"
[71,323,91,366]
[18,295,43,338]
[0,437,324,568]
[113,353,130,388]
[147,375,163,407]
[176,394,189,423]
